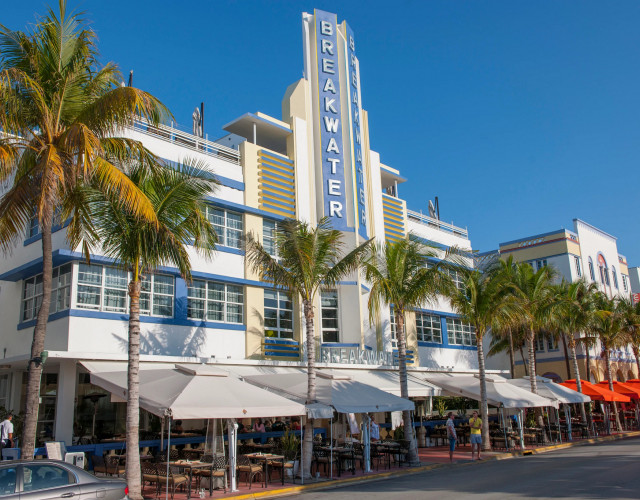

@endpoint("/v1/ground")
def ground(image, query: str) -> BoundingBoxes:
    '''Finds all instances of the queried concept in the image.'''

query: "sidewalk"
[143,430,640,500]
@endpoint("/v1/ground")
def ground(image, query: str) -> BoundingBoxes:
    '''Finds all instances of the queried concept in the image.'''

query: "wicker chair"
[141,463,162,497]
[194,456,227,493]
[312,447,337,476]
[267,446,295,482]
[237,455,263,489]
[155,465,189,500]
[157,449,180,462]
[91,455,108,476]
[179,449,201,461]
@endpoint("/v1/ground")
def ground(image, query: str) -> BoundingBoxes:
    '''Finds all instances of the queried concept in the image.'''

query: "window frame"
[186,279,244,324]
[612,266,618,289]
[588,257,596,281]
[22,264,72,322]
[416,312,442,344]
[320,290,340,343]
[574,256,582,277]
[264,290,294,339]
[206,206,243,249]
[446,318,476,346]
[263,219,279,259]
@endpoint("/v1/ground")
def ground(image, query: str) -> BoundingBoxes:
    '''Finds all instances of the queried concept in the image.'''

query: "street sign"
[633,293,640,304]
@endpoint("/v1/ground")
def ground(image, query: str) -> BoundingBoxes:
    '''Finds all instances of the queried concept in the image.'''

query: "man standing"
[445,412,457,463]
[0,414,13,458]
[469,410,482,460]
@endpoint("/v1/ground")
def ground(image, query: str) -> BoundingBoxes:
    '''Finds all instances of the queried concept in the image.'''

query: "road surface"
[293,437,640,499]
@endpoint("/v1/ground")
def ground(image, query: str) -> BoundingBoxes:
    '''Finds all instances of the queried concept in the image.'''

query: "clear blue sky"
[4,1,640,263]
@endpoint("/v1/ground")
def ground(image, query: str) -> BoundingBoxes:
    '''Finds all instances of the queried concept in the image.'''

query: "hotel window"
[264,290,293,339]
[187,280,243,323]
[263,219,278,258]
[536,259,547,271]
[446,318,476,346]
[622,274,628,293]
[26,208,62,239]
[22,264,71,322]
[574,257,582,278]
[389,307,398,349]
[447,268,465,291]
[588,257,595,281]
[77,264,174,317]
[612,267,619,289]
[546,335,558,351]
[320,291,339,343]
[416,313,442,343]
[535,335,546,352]
[207,207,243,249]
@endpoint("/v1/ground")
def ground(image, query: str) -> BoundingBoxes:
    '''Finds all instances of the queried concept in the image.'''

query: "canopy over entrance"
[559,380,631,403]
[425,374,559,408]
[243,371,414,414]
[507,376,591,404]
[81,361,306,419]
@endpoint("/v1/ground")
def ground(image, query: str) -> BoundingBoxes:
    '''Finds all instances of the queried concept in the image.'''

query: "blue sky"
[4,1,640,263]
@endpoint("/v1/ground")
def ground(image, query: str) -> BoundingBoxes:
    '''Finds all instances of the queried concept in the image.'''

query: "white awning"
[242,370,414,414]
[426,374,559,409]
[507,376,591,404]
[81,361,306,420]
[327,369,440,397]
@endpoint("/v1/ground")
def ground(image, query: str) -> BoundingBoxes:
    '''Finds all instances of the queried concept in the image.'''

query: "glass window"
[416,313,442,343]
[622,274,628,293]
[0,467,17,496]
[546,335,558,351]
[446,318,476,346]
[187,280,243,323]
[207,207,243,249]
[22,464,73,492]
[321,291,339,343]
[588,258,595,281]
[263,219,278,258]
[447,268,465,291]
[612,267,618,289]
[77,264,173,317]
[389,307,398,349]
[22,264,71,322]
[264,290,293,339]
[574,257,582,278]
[536,259,547,271]
[535,335,546,352]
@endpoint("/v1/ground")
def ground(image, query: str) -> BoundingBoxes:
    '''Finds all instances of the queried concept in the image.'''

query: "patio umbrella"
[598,381,640,400]
[559,380,631,402]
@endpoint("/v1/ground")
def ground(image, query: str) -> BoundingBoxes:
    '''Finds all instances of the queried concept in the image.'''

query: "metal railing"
[406,209,468,238]
[129,119,241,165]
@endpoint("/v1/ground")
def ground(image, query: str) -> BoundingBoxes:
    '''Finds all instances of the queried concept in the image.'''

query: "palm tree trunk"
[633,346,640,378]
[604,349,622,432]
[476,332,490,451]
[520,345,528,376]
[395,311,419,465]
[126,277,142,500]
[22,212,54,460]
[302,299,316,479]
[528,331,548,442]
[507,329,515,379]
[561,334,571,380]
[568,337,588,426]
[585,344,591,382]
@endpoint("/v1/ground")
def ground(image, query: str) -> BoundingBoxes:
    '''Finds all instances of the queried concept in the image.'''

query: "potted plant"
[280,430,300,477]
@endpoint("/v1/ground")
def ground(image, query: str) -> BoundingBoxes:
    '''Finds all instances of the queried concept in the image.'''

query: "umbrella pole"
[160,417,164,452]
[300,416,304,485]
[518,409,525,450]
[556,407,562,444]
[165,415,171,500]
[364,414,371,473]
[330,416,333,479]
[227,419,238,492]
[564,405,572,441]
[501,407,508,451]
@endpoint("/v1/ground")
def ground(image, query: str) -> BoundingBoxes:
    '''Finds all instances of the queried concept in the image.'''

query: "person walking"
[446,412,457,463]
[469,410,483,460]
[0,415,14,459]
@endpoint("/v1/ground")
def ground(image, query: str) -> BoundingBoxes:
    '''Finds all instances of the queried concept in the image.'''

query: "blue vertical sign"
[315,10,348,231]
[345,23,368,239]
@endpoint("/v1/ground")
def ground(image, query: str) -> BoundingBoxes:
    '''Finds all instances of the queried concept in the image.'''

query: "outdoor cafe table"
[372,442,400,470]
[162,460,214,499]
[317,446,354,476]
[245,453,285,487]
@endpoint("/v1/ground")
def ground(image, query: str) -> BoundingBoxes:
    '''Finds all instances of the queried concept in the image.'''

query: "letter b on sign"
[321,21,333,35]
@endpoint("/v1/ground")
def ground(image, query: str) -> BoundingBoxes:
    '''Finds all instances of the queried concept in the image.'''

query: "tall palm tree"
[450,265,518,450]
[245,218,370,478]
[0,1,169,458]
[619,298,640,377]
[362,238,457,464]
[88,160,218,499]
[591,294,627,432]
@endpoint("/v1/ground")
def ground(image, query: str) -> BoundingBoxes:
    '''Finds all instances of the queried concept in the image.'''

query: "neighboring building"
[629,267,640,298]
[483,219,637,383]
[0,9,478,445]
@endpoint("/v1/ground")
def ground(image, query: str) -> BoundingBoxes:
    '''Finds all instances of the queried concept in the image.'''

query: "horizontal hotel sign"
[320,345,395,365]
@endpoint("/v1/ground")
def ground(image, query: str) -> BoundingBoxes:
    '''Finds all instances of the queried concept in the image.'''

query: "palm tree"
[591,294,628,432]
[548,280,598,425]
[362,238,457,464]
[450,264,519,451]
[0,1,169,458]
[619,298,640,377]
[88,160,218,499]
[245,218,370,478]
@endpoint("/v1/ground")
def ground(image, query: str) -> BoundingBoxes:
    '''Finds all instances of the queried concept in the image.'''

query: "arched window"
[611,266,618,289]
[597,254,609,285]
[588,257,595,281]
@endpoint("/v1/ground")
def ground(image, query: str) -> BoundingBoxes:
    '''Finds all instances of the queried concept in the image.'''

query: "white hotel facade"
[0,10,478,445]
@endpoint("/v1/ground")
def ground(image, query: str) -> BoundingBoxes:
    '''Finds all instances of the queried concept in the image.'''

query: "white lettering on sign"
[323,78,337,93]
[329,200,343,217]
[326,138,340,154]
[322,58,335,74]
[321,21,333,35]
[328,179,342,195]
[321,39,334,55]
[327,158,340,174]
[320,346,397,365]
[324,116,339,133]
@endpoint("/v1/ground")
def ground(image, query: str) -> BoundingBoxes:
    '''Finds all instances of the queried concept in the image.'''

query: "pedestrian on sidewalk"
[469,410,482,460]
[446,412,457,463]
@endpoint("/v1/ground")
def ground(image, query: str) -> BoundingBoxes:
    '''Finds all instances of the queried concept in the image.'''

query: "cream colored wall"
[404,311,419,366]
[500,240,573,262]
[245,286,265,359]
[240,141,260,209]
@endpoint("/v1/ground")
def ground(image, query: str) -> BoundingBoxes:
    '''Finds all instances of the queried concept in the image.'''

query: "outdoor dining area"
[21,362,640,499]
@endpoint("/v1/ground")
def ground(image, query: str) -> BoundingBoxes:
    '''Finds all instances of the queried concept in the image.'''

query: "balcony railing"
[406,209,468,238]
[129,119,241,165]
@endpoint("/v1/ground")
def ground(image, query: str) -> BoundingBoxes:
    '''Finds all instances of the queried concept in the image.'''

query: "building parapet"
[406,209,468,238]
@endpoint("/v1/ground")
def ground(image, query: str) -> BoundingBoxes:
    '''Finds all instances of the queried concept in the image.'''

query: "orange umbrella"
[597,381,640,400]
[559,379,631,403]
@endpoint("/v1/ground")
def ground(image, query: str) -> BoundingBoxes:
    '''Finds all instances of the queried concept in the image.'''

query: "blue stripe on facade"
[206,197,287,221]
[260,193,296,209]
[259,151,294,166]
[162,158,245,191]
[261,203,295,216]
[259,181,295,198]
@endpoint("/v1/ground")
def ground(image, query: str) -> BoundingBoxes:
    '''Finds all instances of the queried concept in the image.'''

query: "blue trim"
[224,113,292,134]
[260,181,295,198]
[262,203,295,216]
[321,343,360,348]
[418,341,477,351]
[515,354,587,366]
[163,159,245,191]
[360,284,370,292]
[259,172,295,190]
[23,219,72,247]
[216,245,244,256]
[260,190,295,207]
[259,156,295,172]
[206,197,287,221]
[259,150,294,166]
[499,229,569,247]
[380,164,407,182]
[338,281,358,286]
[17,309,71,330]
[415,308,460,319]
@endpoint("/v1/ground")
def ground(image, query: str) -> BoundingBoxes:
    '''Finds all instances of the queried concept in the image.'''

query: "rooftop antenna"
[128,70,133,87]
[192,106,202,137]
[200,102,204,138]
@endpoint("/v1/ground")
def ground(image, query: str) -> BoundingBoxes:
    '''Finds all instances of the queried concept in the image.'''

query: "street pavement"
[293,437,640,499]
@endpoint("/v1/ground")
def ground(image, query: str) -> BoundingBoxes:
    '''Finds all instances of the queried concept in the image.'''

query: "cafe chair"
[194,455,227,493]
[237,455,264,489]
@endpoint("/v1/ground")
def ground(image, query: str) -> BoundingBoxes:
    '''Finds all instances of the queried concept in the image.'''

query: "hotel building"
[0,10,477,445]
[483,219,637,383]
